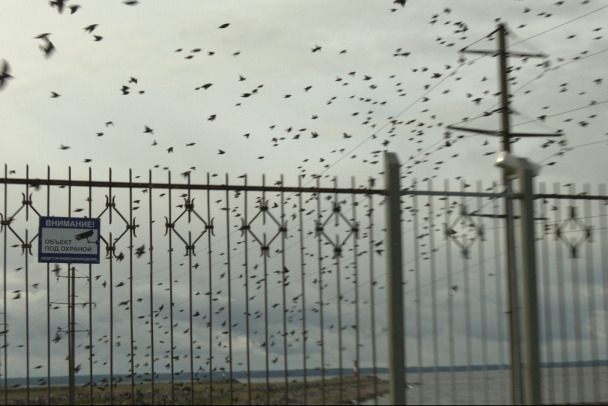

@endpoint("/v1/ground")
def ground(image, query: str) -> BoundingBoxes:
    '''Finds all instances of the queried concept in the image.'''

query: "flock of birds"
[1,0,607,394]
[0,0,603,184]
[0,1,602,182]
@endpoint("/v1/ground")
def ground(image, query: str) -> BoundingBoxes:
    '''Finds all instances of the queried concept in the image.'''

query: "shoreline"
[1,375,389,405]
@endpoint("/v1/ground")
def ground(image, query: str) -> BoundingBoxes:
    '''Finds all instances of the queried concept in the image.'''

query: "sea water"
[362,366,608,405]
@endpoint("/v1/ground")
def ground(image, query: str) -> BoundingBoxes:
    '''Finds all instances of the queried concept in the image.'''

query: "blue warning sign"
[38,217,100,264]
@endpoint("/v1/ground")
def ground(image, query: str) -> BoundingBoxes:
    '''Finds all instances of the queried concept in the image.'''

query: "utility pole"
[52,265,90,404]
[448,23,561,404]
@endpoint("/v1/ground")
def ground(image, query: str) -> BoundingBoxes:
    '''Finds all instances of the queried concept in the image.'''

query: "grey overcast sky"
[1,0,608,383]
[1,0,607,186]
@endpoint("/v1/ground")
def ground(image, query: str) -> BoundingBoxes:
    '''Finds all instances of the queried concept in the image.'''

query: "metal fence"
[0,154,607,405]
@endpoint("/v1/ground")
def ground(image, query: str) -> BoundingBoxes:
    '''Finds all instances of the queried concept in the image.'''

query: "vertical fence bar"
[2,166,7,405]
[187,224,194,402]
[280,175,289,403]
[225,174,234,404]
[333,177,344,404]
[68,261,74,404]
[406,179,423,403]
[538,182,554,404]
[242,175,251,404]
[461,183,473,404]
[88,167,94,403]
[23,168,30,403]
[599,184,608,403]
[24,227,30,404]
[518,160,541,405]
[553,182,568,404]
[384,152,404,405]
[427,179,440,404]
[108,168,115,404]
[187,176,194,405]
[167,172,175,405]
[188,231,194,406]
[46,166,51,403]
[261,175,270,405]
[315,176,326,404]
[367,177,378,405]
[297,176,308,405]
[351,176,361,404]
[584,184,599,402]
[68,167,74,405]
[444,180,456,396]
[148,170,155,405]
[336,229,343,402]
[206,172,214,405]
[128,170,135,403]
[568,184,584,403]
[411,180,423,404]
[477,180,489,405]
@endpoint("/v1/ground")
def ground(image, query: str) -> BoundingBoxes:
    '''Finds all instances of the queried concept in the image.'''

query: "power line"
[327,5,608,183]
[509,5,608,48]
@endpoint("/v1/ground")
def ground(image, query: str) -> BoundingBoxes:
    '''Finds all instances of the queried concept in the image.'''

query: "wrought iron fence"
[0,158,606,405]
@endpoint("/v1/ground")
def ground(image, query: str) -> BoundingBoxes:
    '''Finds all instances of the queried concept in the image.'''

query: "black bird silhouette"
[83,24,98,33]
[49,0,66,13]
[0,60,13,90]
[135,245,145,258]
[39,39,56,57]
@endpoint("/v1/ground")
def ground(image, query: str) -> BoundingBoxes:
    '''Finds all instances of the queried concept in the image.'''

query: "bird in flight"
[0,60,13,90]
[49,0,67,13]
[39,39,56,57]
[34,33,51,40]
[83,24,98,33]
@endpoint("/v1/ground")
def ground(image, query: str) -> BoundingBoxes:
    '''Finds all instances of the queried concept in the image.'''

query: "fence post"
[384,152,405,405]
[517,159,541,405]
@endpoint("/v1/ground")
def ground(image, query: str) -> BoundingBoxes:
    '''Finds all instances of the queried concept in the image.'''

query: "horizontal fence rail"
[0,165,607,405]
[0,166,389,406]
